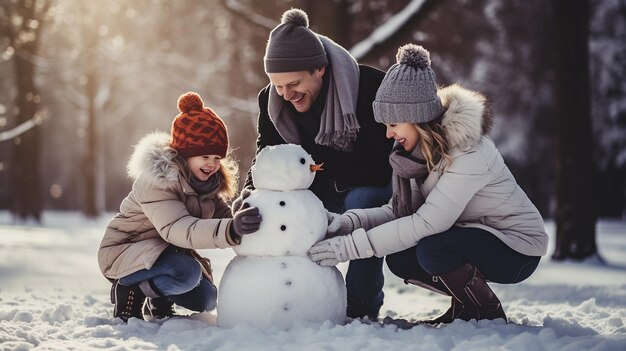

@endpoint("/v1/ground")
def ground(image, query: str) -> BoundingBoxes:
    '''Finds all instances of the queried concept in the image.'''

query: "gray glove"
[326,211,360,238]
[308,229,374,266]
[231,203,262,237]
[231,188,252,215]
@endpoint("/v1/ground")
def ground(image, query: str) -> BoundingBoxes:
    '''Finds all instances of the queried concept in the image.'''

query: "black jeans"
[385,226,541,284]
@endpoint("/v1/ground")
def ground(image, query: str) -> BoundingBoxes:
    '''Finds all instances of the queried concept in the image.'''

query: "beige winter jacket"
[348,84,548,258]
[98,132,238,281]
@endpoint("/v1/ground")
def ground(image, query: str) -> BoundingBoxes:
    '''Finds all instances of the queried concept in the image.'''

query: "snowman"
[217,144,347,329]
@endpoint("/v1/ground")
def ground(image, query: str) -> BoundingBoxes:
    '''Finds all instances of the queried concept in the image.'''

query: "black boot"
[346,295,381,322]
[404,275,456,324]
[437,263,507,323]
[143,297,176,321]
[111,280,146,322]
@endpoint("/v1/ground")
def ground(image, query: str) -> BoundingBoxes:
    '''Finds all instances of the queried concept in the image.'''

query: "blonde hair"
[414,119,452,170]
[217,152,239,200]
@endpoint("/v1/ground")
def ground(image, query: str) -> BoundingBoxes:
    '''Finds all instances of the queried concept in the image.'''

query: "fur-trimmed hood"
[126,131,181,189]
[438,84,493,151]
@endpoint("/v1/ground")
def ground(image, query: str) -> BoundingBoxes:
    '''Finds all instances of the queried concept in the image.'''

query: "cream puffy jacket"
[98,132,237,281]
[349,85,548,258]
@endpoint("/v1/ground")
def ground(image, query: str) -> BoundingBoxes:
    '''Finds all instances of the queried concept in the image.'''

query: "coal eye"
[300,158,306,165]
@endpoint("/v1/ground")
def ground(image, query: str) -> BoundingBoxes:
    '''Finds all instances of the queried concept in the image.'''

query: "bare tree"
[551,0,598,260]
[1,0,52,221]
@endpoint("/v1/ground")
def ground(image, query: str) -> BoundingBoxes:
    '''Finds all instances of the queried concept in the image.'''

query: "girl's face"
[186,155,222,181]
[385,123,419,151]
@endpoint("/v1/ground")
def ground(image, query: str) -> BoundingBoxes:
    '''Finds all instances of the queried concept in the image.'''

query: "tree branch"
[350,0,429,61]
[0,116,47,142]
[218,0,277,30]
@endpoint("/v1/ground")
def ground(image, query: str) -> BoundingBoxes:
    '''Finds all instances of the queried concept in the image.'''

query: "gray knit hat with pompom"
[373,44,443,124]
[264,8,329,73]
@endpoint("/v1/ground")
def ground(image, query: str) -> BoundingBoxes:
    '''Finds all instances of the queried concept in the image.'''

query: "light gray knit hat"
[373,44,443,124]
[264,9,329,73]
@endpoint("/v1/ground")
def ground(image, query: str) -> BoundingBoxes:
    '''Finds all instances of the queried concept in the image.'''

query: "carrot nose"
[310,163,324,172]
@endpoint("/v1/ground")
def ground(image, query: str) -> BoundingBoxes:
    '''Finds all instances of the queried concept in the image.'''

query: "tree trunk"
[82,69,99,218]
[11,50,42,221]
[301,0,351,48]
[6,0,51,222]
[552,0,597,260]
[79,9,102,218]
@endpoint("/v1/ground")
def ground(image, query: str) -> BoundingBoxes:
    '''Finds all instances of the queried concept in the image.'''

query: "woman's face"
[385,123,419,151]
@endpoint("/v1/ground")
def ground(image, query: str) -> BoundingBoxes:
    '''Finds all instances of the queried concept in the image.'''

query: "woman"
[308,44,548,324]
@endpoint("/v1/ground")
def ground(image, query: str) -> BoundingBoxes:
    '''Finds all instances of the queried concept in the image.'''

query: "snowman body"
[217,144,347,329]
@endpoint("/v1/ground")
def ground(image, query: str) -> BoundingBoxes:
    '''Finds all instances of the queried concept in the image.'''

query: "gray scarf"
[188,171,221,195]
[267,35,360,152]
[389,144,431,218]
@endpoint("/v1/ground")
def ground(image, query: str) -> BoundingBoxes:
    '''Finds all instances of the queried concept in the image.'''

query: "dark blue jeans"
[311,179,392,319]
[385,227,541,284]
[119,247,217,312]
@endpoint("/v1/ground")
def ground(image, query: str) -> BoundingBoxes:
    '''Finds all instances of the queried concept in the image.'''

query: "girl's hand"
[231,203,262,237]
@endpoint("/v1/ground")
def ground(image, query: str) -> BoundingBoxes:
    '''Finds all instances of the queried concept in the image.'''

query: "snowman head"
[251,144,322,191]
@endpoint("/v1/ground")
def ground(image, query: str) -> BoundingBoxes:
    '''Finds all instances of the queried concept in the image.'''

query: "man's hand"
[232,203,262,237]
[308,229,374,266]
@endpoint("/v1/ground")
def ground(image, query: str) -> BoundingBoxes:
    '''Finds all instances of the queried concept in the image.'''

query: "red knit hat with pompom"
[170,92,228,158]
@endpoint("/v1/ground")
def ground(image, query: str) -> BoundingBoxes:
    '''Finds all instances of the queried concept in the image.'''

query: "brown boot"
[404,275,457,324]
[404,275,448,296]
[437,263,507,323]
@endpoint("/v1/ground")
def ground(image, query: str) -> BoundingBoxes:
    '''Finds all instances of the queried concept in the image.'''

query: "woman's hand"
[308,229,374,266]
[325,211,361,238]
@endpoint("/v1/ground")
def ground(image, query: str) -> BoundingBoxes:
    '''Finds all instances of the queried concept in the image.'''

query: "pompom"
[177,92,204,113]
[396,44,431,69]
[281,8,309,27]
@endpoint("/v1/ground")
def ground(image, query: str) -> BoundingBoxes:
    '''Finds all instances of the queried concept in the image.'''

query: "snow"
[1,211,626,350]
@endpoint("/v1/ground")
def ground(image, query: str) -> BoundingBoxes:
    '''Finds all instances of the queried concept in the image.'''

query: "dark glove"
[231,187,253,215]
[231,202,262,237]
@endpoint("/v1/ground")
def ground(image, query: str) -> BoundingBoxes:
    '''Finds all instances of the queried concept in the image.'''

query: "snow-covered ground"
[1,211,625,350]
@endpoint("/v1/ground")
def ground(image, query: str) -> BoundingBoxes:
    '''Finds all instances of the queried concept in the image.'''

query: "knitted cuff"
[345,211,362,230]
[351,228,375,259]
[227,219,242,245]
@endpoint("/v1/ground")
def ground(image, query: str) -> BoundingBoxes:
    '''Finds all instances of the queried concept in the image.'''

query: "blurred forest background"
[1,1,625,245]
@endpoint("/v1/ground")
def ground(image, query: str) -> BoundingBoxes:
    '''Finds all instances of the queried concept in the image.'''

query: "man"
[238,8,393,320]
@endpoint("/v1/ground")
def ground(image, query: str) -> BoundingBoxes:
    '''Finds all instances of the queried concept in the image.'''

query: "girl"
[309,44,548,325]
[98,92,261,322]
